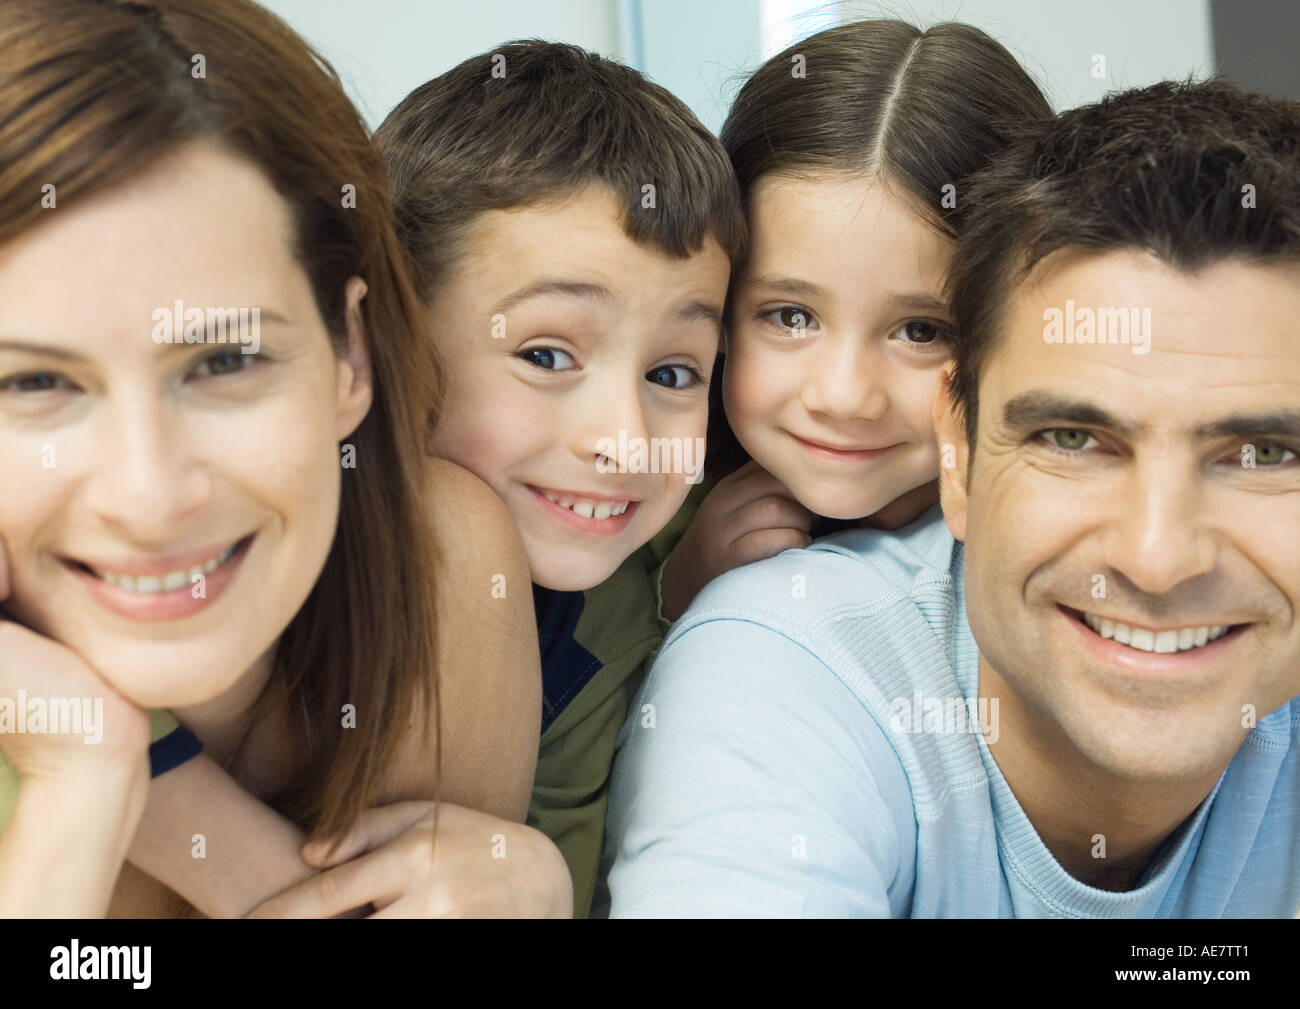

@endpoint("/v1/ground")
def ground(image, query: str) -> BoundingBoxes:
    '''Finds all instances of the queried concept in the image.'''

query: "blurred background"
[259,0,1299,134]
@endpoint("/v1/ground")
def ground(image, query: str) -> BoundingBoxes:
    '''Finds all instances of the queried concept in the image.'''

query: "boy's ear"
[336,275,374,442]
[933,363,969,543]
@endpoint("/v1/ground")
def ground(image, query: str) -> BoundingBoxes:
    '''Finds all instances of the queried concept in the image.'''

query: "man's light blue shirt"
[600,508,1300,917]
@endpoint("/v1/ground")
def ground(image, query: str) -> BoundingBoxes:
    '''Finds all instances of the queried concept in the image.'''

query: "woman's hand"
[245,800,574,919]
[0,533,149,781]
[0,533,152,917]
[660,460,814,621]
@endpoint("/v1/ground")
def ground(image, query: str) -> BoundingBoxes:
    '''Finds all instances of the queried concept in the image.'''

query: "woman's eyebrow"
[0,339,85,361]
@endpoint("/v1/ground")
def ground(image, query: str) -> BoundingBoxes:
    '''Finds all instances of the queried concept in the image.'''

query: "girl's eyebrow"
[743,274,828,301]
[880,292,950,316]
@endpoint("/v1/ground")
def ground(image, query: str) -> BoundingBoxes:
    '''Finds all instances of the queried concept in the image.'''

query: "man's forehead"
[984,247,1300,426]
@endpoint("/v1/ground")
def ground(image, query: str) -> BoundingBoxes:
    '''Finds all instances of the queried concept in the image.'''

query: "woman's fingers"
[248,842,411,918]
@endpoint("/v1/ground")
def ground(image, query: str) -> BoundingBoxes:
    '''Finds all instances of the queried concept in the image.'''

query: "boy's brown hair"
[375,40,747,304]
[949,79,1300,454]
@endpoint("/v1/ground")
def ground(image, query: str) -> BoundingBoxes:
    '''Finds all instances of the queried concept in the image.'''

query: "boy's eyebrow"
[493,280,616,315]
[673,300,724,331]
[743,274,829,302]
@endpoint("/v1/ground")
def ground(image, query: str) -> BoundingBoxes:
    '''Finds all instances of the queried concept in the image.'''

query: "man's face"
[427,184,730,591]
[945,248,1300,782]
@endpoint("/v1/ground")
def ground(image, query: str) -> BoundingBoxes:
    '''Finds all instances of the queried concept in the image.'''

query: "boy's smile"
[426,184,731,591]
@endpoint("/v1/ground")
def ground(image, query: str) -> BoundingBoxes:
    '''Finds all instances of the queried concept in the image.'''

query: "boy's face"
[940,248,1300,785]
[427,184,730,591]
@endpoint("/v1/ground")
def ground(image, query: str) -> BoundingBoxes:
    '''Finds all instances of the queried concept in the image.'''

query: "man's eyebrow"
[1194,411,1300,441]
[493,280,616,315]
[743,274,830,302]
[1000,392,1140,438]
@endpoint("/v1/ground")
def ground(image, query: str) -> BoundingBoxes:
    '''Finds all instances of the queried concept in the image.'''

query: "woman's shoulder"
[421,458,530,579]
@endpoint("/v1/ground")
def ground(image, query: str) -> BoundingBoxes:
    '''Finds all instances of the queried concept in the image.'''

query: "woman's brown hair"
[0,0,442,841]
[708,19,1054,479]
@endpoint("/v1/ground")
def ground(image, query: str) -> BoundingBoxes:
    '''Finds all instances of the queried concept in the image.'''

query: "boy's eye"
[0,372,72,394]
[191,350,256,379]
[758,305,818,335]
[1042,428,1098,452]
[647,364,704,389]
[519,347,576,371]
[891,319,953,346]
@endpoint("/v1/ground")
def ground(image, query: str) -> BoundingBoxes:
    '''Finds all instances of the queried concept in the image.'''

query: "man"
[600,80,1300,917]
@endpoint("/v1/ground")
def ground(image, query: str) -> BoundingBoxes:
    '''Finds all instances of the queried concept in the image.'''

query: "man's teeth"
[539,490,630,519]
[89,543,240,594]
[1081,611,1231,653]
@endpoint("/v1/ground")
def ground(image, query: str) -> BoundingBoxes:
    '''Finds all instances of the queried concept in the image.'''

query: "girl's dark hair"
[0,0,443,842]
[708,19,1053,480]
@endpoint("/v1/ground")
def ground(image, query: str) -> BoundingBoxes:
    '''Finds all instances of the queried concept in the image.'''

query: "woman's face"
[723,172,956,524]
[0,141,372,710]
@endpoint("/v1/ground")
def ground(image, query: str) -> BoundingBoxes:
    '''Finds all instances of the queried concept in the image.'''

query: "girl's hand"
[0,534,150,780]
[660,460,814,621]
[245,801,574,919]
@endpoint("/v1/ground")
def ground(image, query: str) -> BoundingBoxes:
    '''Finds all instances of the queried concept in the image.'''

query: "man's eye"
[1241,441,1297,467]
[647,364,704,389]
[519,347,576,371]
[758,305,817,335]
[0,372,72,393]
[192,351,256,379]
[892,319,953,346]
[1044,428,1097,452]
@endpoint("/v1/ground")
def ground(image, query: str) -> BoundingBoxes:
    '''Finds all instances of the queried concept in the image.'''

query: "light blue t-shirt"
[600,507,1300,917]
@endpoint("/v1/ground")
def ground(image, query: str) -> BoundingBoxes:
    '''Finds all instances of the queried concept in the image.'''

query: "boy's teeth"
[1081,611,1230,653]
[90,542,239,595]
[538,490,630,520]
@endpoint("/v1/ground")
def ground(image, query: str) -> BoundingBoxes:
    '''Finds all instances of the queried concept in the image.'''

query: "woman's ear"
[933,363,969,543]
[336,275,374,442]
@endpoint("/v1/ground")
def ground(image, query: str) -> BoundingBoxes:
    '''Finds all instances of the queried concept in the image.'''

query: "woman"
[0,0,566,917]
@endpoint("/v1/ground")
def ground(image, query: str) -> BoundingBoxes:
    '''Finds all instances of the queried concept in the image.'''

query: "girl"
[658,19,1053,619]
[0,0,567,917]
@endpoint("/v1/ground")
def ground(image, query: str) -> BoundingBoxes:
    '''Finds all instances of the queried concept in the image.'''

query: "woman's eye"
[1043,428,1098,452]
[1240,441,1297,467]
[519,347,576,371]
[647,364,704,389]
[0,372,72,393]
[892,319,953,346]
[759,305,817,335]
[192,350,256,379]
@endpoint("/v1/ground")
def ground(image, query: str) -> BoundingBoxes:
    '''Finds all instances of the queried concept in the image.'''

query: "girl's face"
[723,172,955,524]
[0,141,373,711]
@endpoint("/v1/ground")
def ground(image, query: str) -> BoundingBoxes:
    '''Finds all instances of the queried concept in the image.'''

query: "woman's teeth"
[88,542,240,595]
[539,489,630,520]
[1081,610,1231,653]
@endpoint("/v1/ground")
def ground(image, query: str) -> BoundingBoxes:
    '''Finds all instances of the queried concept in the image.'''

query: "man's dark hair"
[949,79,1300,453]
[375,40,747,304]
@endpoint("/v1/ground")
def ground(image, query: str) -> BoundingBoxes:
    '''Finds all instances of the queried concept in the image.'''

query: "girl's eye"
[647,364,705,390]
[1239,441,1297,467]
[892,319,953,346]
[519,347,576,371]
[0,372,72,393]
[192,351,256,379]
[1043,428,1098,452]
[759,305,818,335]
